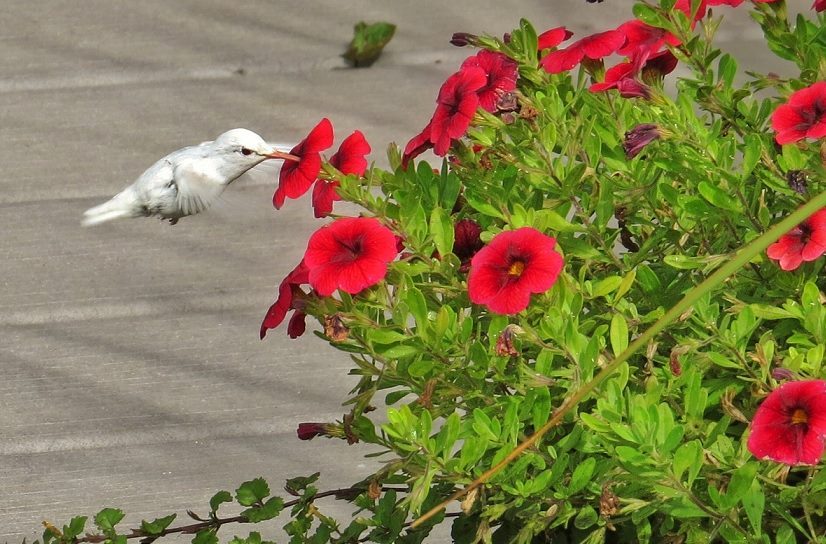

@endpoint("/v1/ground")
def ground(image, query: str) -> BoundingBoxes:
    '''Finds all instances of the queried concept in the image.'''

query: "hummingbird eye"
[240,147,254,156]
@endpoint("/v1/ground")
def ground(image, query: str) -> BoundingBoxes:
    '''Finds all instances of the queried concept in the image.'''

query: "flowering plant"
[37,1,826,543]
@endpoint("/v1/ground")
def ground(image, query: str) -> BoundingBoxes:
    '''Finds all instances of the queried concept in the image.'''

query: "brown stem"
[74,486,409,544]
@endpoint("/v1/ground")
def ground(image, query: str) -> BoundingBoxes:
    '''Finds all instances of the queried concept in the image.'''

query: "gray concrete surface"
[0,1,794,542]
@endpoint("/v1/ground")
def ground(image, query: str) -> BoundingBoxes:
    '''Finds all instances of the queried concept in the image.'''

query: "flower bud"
[450,32,479,47]
[623,123,662,159]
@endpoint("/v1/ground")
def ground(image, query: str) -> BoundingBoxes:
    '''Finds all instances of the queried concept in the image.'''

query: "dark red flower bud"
[450,32,479,47]
[453,219,484,270]
[772,367,796,381]
[623,123,662,159]
[297,422,335,440]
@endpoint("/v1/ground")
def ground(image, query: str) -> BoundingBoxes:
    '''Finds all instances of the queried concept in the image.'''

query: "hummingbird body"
[82,129,293,226]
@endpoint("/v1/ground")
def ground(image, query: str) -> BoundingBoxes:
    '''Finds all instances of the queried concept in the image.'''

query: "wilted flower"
[323,314,349,342]
[772,367,796,381]
[748,380,826,465]
[786,170,808,195]
[495,324,522,356]
[766,208,826,271]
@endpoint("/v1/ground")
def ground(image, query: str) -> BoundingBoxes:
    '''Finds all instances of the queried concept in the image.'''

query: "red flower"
[273,118,334,209]
[461,51,518,113]
[430,66,487,155]
[616,20,680,60]
[766,208,826,271]
[468,227,564,314]
[748,380,826,465]
[771,82,826,145]
[816,0,826,12]
[402,121,434,168]
[304,217,398,296]
[590,50,676,99]
[537,26,573,51]
[540,29,625,74]
[260,260,311,339]
[312,130,371,218]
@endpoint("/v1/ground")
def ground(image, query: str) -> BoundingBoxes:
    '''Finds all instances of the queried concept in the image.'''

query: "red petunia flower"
[540,29,625,74]
[260,260,311,339]
[816,0,826,12]
[468,227,564,314]
[590,50,676,99]
[430,66,487,155]
[537,26,573,51]
[312,130,371,218]
[402,121,434,169]
[304,217,398,296]
[766,208,826,271]
[616,20,680,62]
[771,82,826,145]
[273,118,334,209]
[461,51,519,113]
[748,380,826,465]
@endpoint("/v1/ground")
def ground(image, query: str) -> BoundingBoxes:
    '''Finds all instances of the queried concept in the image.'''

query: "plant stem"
[411,190,826,528]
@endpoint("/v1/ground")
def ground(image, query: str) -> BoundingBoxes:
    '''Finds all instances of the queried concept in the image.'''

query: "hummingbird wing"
[172,158,227,217]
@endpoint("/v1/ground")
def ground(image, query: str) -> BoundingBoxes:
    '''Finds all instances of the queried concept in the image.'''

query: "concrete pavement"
[0,1,791,541]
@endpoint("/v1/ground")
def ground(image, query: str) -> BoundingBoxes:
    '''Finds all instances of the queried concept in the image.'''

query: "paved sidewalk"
[0,1,790,541]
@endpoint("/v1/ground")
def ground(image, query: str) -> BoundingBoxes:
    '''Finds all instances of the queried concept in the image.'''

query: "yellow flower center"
[791,408,809,425]
[507,260,525,277]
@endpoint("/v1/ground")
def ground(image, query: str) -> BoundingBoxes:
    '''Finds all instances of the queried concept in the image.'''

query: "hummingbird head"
[214,128,300,163]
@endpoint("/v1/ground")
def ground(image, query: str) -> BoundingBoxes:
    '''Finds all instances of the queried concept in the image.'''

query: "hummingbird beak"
[264,150,301,162]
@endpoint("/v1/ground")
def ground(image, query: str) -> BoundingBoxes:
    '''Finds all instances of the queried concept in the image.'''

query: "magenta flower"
[468,227,564,314]
[274,118,334,209]
[304,217,398,296]
[771,82,826,145]
[312,130,371,218]
[748,380,826,465]
[766,208,826,271]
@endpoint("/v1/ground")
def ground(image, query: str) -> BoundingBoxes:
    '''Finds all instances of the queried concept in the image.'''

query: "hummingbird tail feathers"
[82,190,141,227]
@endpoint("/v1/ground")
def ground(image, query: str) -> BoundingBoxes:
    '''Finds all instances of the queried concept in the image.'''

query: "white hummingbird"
[82,128,298,226]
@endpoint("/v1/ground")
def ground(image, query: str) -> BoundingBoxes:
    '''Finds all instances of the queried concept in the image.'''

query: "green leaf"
[140,514,177,536]
[94,508,125,533]
[591,276,622,298]
[236,478,270,507]
[472,408,499,441]
[342,21,396,67]
[242,497,285,523]
[192,529,218,544]
[741,134,762,178]
[671,440,703,481]
[741,480,764,535]
[573,505,599,530]
[210,491,232,513]
[724,462,758,507]
[610,313,629,356]
[429,207,454,259]
[64,516,88,539]
[697,181,742,212]
[568,457,596,495]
